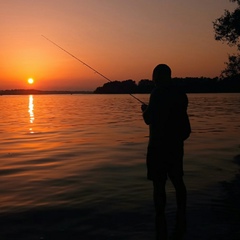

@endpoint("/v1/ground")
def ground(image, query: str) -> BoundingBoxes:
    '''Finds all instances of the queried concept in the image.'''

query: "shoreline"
[1,90,240,96]
[0,89,93,95]
[0,157,239,240]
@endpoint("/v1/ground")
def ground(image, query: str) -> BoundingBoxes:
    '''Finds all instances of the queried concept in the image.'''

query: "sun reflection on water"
[28,95,34,133]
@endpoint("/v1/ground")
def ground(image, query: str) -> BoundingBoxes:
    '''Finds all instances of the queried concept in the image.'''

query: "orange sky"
[0,0,238,91]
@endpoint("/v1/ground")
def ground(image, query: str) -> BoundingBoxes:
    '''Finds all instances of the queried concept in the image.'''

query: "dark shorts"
[146,142,184,181]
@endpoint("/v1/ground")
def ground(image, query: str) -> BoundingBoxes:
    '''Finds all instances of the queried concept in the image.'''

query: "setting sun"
[28,78,34,85]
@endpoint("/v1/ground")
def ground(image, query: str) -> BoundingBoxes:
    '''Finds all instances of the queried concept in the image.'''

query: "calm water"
[0,93,240,240]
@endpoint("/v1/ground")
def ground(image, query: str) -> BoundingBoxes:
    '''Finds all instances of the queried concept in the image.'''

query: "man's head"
[152,64,172,86]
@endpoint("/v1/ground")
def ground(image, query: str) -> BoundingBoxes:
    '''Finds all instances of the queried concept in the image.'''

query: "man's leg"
[170,176,187,239]
[153,180,168,240]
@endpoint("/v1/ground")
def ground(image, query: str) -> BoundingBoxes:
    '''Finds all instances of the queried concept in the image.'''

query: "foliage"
[213,0,240,78]
[221,54,240,78]
[137,79,155,93]
[213,8,240,49]
[94,77,240,94]
[94,80,138,94]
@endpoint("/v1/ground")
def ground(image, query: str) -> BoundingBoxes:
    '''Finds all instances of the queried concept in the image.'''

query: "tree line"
[93,77,240,94]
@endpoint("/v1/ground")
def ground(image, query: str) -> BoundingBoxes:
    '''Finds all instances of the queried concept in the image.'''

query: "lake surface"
[0,93,240,240]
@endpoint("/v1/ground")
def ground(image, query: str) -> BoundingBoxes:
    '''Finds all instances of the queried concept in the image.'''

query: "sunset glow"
[0,1,237,91]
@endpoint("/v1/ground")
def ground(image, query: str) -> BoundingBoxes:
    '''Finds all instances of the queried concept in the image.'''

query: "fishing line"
[42,35,145,105]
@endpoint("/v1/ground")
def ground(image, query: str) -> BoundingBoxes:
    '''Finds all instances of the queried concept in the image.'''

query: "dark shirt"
[143,85,191,147]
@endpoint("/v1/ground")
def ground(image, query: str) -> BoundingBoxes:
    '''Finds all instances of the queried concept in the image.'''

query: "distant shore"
[0,89,93,95]
[1,76,240,95]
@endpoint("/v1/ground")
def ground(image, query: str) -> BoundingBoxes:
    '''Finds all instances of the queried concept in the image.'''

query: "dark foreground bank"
[0,156,240,240]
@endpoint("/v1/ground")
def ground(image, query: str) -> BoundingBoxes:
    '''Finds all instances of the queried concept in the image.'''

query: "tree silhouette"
[93,77,240,94]
[94,80,137,94]
[137,79,155,93]
[213,0,240,78]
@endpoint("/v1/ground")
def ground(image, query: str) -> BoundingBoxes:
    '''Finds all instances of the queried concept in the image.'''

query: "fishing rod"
[41,35,145,105]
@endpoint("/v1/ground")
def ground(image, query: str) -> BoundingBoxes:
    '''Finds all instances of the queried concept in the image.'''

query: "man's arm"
[141,91,157,125]
[141,104,151,125]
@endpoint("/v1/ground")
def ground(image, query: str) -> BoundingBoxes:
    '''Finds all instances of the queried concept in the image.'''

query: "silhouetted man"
[141,64,191,240]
